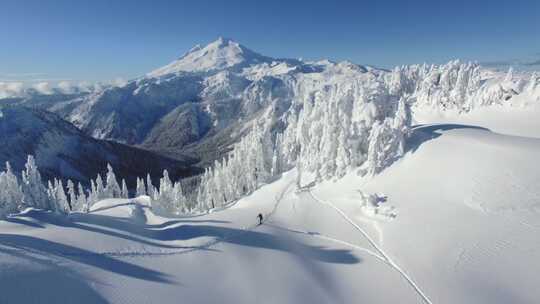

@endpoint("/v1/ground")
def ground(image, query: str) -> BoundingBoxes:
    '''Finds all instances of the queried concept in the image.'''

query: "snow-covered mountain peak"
[147,37,271,78]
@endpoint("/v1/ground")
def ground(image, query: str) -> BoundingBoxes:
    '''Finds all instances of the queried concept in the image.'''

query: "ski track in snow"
[307,190,433,304]
[263,222,389,264]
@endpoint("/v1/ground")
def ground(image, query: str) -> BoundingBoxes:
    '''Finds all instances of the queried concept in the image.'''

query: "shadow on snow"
[7,209,360,265]
[0,233,175,284]
[407,123,490,153]
[0,249,111,304]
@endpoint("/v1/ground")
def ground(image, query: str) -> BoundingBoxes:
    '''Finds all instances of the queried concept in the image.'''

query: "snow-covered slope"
[413,89,540,138]
[147,37,273,77]
[0,106,198,186]
[2,118,539,303]
[0,172,426,304]
[311,123,540,303]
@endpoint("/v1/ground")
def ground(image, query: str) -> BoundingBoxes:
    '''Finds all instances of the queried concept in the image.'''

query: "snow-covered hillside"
[1,116,539,303]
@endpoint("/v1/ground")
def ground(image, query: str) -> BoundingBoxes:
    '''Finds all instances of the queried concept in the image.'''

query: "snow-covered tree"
[0,162,24,218]
[20,155,49,210]
[381,61,523,111]
[146,174,156,198]
[189,67,415,212]
[151,170,188,216]
[74,182,88,212]
[121,179,128,199]
[136,177,147,197]
[95,174,105,200]
[66,180,76,211]
[47,179,70,214]
[104,164,121,198]
[86,174,104,208]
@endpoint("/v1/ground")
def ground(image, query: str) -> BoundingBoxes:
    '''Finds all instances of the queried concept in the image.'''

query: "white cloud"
[0,75,132,99]
[111,77,128,88]
[33,82,53,94]
[0,82,24,98]
[57,81,76,94]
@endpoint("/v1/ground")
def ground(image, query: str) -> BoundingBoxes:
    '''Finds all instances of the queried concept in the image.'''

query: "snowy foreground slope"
[315,123,540,303]
[0,173,424,304]
[412,85,540,139]
[1,114,540,303]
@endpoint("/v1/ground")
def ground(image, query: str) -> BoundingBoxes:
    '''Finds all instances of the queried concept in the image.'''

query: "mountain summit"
[147,37,271,77]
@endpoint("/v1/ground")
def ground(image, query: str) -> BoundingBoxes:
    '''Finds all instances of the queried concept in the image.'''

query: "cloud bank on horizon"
[0,76,128,99]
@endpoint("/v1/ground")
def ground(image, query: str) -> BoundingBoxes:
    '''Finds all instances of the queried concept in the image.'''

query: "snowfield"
[414,102,540,139]
[0,173,422,304]
[1,112,540,303]
[315,123,540,303]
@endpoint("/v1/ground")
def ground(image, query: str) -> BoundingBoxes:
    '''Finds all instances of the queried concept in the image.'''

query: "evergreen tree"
[104,164,121,198]
[150,170,188,216]
[146,174,155,199]
[121,179,129,199]
[47,179,69,214]
[66,180,76,211]
[21,155,49,210]
[95,174,105,200]
[136,177,147,197]
[75,182,88,212]
[0,162,24,218]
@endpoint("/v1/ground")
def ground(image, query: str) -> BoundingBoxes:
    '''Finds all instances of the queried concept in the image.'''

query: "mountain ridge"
[0,105,200,187]
[147,37,275,77]
[2,38,538,170]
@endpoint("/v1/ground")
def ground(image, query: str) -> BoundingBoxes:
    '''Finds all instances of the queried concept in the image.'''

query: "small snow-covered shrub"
[358,191,396,220]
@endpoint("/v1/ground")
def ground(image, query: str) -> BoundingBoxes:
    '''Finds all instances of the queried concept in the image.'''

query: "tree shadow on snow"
[5,216,46,228]
[407,123,490,153]
[13,209,224,250]
[0,233,175,284]
[173,224,360,264]
[0,244,111,304]
[12,210,360,265]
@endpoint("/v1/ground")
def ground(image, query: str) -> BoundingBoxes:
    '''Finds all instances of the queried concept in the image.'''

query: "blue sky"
[1,0,539,84]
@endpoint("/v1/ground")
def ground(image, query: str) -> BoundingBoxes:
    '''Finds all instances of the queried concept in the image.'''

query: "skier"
[257,213,263,225]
